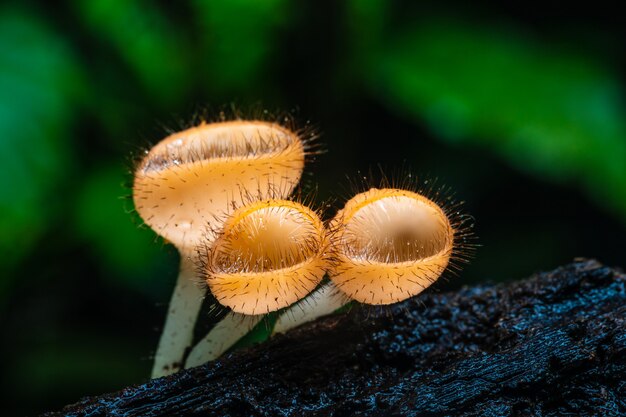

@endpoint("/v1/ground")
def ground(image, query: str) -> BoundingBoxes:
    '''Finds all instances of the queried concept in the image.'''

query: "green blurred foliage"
[191,0,292,97]
[350,3,626,222]
[0,9,82,292]
[74,0,191,105]
[73,165,175,297]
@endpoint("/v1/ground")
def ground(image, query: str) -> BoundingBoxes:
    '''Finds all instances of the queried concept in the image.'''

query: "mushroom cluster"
[132,115,474,378]
[134,118,312,377]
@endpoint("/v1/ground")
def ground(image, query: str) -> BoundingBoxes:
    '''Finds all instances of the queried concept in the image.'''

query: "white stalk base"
[151,256,205,378]
[272,284,348,335]
[185,313,263,369]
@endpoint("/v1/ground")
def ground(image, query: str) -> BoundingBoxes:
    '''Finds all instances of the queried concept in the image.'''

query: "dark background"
[1,0,625,415]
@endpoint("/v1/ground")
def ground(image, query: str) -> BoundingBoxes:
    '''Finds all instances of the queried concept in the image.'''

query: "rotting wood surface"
[43,260,626,416]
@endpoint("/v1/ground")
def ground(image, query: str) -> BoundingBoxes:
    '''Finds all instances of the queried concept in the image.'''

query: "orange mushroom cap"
[328,188,454,305]
[202,199,329,315]
[133,121,306,250]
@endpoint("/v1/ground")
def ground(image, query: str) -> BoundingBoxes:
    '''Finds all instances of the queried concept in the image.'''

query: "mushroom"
[185,198,329,367]
[133,120,307,377]
[327,187,455,304]
[273,185,474,332]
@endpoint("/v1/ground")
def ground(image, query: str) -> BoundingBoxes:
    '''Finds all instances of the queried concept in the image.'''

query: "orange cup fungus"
[131,112,475,374]
[328,188,455,305]
[133,120,307,250]
[133,119,309,377]
[200,199,329,315]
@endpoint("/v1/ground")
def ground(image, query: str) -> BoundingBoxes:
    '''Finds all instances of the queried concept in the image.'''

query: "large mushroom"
[133,120,307,377]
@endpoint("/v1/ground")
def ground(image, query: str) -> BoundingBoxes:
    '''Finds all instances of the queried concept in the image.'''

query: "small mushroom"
[328,187,454,304]
[184,198,329,368]
[273,184,474,332]
[133,120,306,377]
[202,199,329,315]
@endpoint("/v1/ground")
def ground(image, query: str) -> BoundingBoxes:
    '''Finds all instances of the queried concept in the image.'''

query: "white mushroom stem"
[185,313,263,369]
[272,284,347,335]
[152,254,205,378]
[183,285,345,370]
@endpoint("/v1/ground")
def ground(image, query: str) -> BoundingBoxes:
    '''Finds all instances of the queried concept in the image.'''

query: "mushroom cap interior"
[339,190,452,264]
[211,201,323,273]
[140,122,298,173]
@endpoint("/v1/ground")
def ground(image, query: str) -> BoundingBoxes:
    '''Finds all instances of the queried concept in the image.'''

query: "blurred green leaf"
[74,0,191,104]
[73,165,174,297]
[0,9,81,292]
[353,12,626,222]
[347,0,388,58]
[192,0,291,96]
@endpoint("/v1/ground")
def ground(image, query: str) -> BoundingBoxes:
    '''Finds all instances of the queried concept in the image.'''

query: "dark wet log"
[43,260,626,416]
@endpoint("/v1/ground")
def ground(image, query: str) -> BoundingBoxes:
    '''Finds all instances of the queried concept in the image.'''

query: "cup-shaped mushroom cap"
[203,200,328,315]
[329,188,454,305]
[133,121,305,250]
